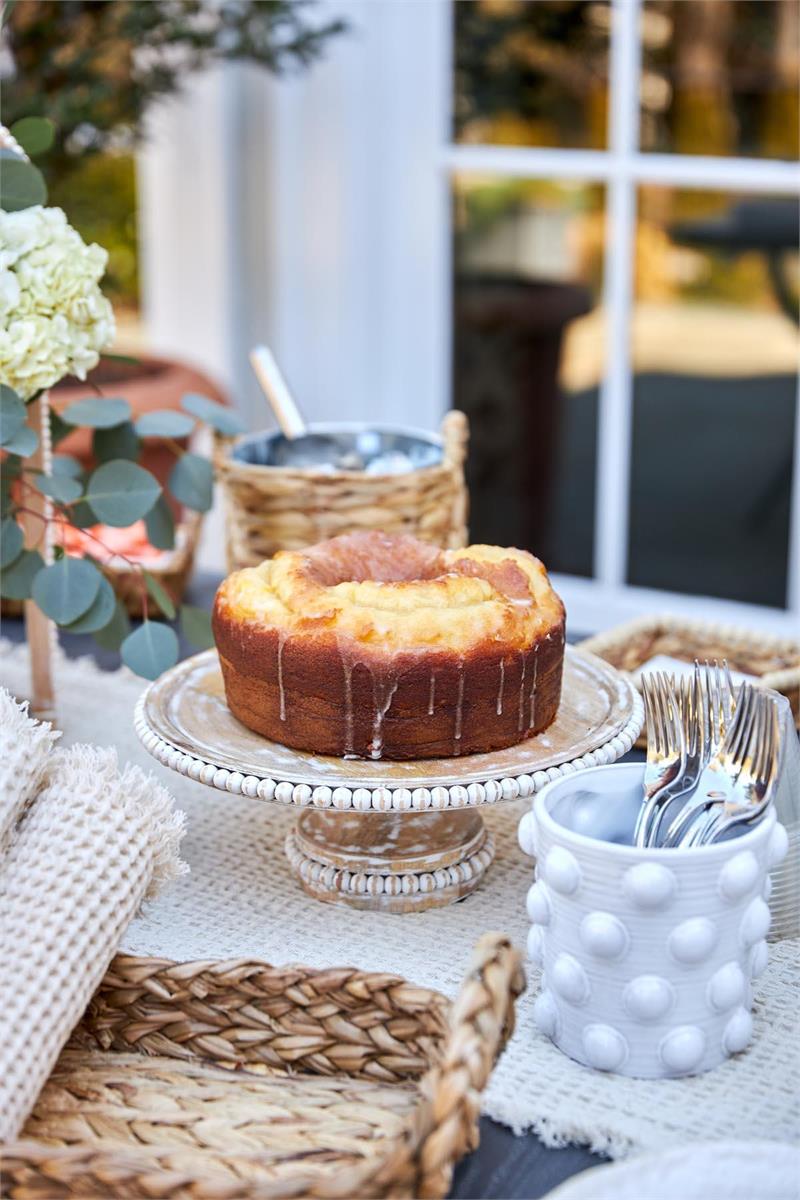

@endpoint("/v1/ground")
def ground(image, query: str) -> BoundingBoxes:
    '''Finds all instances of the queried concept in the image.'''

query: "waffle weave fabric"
[0,687,186,1141]
[0,642,797,1159]
[0,691,60,854]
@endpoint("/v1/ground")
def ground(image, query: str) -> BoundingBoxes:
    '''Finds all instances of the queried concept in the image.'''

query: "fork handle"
[635,772,696,848]
[663,801,715,847]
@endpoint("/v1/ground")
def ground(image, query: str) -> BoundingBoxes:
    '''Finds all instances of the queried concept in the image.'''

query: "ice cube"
[364,451,415,475]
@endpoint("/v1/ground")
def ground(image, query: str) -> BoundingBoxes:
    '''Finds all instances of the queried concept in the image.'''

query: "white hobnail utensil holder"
[518,763,789,1079]
[769,693,799,939]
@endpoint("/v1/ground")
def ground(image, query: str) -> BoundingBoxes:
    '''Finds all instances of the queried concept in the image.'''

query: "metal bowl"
[231,422,443,474]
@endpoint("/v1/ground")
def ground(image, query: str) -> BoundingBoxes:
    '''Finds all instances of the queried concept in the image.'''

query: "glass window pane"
[452,177,606,576]
[640,1,800,160]
[628,188,799,607]
[453,1,610,150]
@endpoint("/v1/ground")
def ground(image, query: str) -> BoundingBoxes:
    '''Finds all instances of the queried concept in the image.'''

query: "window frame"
[442,0,800,635]
[137,0,800,633]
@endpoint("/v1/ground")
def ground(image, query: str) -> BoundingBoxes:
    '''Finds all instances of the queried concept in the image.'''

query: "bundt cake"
[212,530,565,760]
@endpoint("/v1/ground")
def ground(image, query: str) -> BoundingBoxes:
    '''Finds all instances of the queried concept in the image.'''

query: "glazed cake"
[212,531,565,760]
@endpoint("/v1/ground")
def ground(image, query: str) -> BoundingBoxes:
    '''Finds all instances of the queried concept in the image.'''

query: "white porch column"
[137,1,449,435]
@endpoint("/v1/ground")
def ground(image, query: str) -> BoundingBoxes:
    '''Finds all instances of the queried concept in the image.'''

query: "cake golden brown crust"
[212,531,565,760]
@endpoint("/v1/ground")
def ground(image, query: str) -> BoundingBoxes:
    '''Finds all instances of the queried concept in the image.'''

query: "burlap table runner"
[2,639,797,1159]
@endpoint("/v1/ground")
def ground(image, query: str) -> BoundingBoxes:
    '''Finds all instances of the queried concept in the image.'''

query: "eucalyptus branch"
[13,491,151,618]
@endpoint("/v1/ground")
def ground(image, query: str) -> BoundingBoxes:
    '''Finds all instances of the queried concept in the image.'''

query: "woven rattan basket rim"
[222,420,449,483]
[4,934,524,1200]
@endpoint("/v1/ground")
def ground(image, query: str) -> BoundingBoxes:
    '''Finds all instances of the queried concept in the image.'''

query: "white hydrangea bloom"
[0,205,115,399]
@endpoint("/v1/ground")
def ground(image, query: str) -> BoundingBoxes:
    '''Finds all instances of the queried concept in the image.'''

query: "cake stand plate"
[135,646,642,912]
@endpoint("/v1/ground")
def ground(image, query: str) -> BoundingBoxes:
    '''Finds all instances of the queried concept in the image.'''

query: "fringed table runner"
[1,640,797,1159]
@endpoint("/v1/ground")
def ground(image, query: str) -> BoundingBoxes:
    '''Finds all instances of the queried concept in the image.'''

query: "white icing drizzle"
[428,674,436,715]
[369,676,398,760]
[453,661,466,755]
[517,654,527,732]
[528,642,539,728]
[276,633,287,721]
[496,659,505,715]
[342,659,354,756]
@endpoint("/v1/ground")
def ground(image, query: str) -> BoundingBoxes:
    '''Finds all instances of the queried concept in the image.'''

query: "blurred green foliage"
[4,0,346,310]
[49,153,139,308]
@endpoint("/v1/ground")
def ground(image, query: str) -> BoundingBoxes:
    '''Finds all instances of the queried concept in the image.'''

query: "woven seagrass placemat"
[2,639,797,1159]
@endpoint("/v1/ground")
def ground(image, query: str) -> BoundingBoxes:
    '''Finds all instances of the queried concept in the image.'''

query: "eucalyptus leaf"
[121,620,179,680]
[143,569,176,620]
[102,352,142,367]
[180,604,215,651]
[144,494,175,551]
[33,472,83,505]
[168,453,213,513]
[2,425,39,456]
[63,575,116,633]
[93,421,140,464]
[181,393,245,436]
[0,549,44,600]
[52,454,84,478]
[50,410,72,446]
[61,396,131,429]
[93,599,132,651]
[31,555,103,624]
[10,116,56,157]
[0,518,24,569]
[0,157,47,211]
[135,410,195,439]
[1,472,15,519]
[0,386,26,447]
[68,500,98,529]
[85,460,161,527]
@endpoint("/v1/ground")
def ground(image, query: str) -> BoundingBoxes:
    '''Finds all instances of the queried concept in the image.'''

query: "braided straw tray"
[581,614,800,746]
[4,934,523,1200]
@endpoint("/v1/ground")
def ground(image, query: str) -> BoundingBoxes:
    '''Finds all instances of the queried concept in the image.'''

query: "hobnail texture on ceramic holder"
[518,763,789,1079]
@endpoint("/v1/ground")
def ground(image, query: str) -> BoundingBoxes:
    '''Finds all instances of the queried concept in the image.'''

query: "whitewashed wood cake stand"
[135,646,642,913]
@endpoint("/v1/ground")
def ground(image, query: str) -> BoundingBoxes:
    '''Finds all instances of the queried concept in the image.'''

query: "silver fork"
[689,692,780,846]
[633,672,685,848]
[663,683,756,847]
[659,661,736,846]
[646,665,710,847]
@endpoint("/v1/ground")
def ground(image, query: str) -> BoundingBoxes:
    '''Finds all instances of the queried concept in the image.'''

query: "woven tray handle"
[440,409,468,468]
[440,409,469,549]
[416,932,525,1198]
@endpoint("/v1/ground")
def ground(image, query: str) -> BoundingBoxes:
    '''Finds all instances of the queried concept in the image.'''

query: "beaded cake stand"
[135,646,642,913]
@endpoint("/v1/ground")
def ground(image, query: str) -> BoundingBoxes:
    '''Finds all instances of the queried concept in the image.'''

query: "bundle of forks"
[634,662,782,849]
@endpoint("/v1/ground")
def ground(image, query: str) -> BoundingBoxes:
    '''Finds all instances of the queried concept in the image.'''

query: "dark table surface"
[3,571,643,1200]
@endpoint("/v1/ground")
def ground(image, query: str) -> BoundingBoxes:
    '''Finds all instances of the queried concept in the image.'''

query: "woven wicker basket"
[0,510,202,621]
[580,614,800,745]
[4,933,523,1200]
[103,509,204,618]
[215,411,469,572]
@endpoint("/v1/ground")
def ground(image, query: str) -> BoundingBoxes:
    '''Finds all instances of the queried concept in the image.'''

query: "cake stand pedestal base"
[136,647,642,913]
[285,808,495,912]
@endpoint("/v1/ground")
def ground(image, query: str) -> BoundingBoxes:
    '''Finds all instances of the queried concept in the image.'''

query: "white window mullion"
[440,144,614,180]
[788,371,800,615]
[435,0,456,427]
[441,145,800,194]
[594,0,641,588]
[631,153,800,193]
